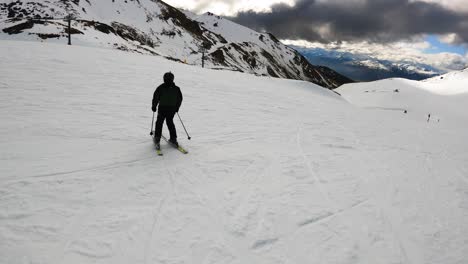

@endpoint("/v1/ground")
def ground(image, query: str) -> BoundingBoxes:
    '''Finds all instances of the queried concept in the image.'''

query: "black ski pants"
[155,109,177,141]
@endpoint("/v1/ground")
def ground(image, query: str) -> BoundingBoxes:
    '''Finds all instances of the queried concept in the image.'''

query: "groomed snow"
[1,41,468,264]
[421,68,468,95]
[336,77,468,124]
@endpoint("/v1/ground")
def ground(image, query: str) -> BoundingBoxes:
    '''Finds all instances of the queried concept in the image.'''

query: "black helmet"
[163,72,174,84]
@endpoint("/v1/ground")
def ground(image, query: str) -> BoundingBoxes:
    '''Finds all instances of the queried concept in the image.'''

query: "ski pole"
[177,112,191,140]
[150,112,155,136]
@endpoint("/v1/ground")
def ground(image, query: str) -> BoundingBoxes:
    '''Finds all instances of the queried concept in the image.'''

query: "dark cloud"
[228,0,468,44]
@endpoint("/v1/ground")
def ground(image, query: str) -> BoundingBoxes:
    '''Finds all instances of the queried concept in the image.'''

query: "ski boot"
[168,138,179,147]
[154,137,161,150]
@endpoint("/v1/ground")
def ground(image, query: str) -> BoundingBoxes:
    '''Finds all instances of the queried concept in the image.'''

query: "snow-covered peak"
[192,12,263,43]
[0,0,352,88]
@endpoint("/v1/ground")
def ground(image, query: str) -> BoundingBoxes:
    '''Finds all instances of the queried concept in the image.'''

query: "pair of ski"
[155,135,188,156]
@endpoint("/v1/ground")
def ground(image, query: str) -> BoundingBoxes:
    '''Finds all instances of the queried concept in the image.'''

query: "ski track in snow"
[25,156,154,180]
[345,120,413,264]
[143,174,169,264]
[1,41,468,264]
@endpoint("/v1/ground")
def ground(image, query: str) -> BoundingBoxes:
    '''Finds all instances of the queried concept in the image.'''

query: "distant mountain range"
[293,46,443,82]
[0,0,353,89]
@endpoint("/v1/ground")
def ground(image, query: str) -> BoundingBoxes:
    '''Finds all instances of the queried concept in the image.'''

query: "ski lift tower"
[200,43,210,68]
[200,46,206,68]
[65,14,75,45]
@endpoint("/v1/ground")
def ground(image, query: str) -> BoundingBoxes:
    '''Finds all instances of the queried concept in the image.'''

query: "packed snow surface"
[1,41,468,264]
[422,68,468,95]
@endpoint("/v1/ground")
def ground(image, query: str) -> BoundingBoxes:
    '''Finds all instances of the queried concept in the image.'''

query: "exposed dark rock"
[267,66,279,77]
[2,19,49,34]
[210,49,225,64]
[63,25,83,35]
[267,33,280,43]
[158,1,227,49]
[2,20,34,34]
[164,56,184,63]
[81,20,115,34]
[111,22,155,48]
[1,1,50,19]
[315,66,354,88]
[159,4,207,42]
[260,49,276,65]
[36,33,61,39]
[259,34,265,43]
[208,31,227,44]
[161,29,176,37]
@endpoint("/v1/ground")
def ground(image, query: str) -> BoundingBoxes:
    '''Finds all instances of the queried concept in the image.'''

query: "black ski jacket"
[152,82,183,112]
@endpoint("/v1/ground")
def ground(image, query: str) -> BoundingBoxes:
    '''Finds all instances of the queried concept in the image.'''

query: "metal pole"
[67,16,71,45]
[150,112,155,136]
[202,50,205,68]
[177,112,191,140]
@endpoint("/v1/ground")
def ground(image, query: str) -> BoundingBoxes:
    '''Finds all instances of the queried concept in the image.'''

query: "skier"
[152,72,183,148]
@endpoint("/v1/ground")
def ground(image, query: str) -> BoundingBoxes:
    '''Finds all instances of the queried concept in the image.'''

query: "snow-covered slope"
[0,0,352,88]
[1,41,468,264]
[336,68,468,123]
[421,67,468,95]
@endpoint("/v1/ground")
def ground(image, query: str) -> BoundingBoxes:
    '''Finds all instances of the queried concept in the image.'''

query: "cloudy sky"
[165,0,468,71]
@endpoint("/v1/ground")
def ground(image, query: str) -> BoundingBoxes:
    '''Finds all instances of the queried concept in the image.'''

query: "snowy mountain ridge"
[293,46,443,82]
[0,0,352,88]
